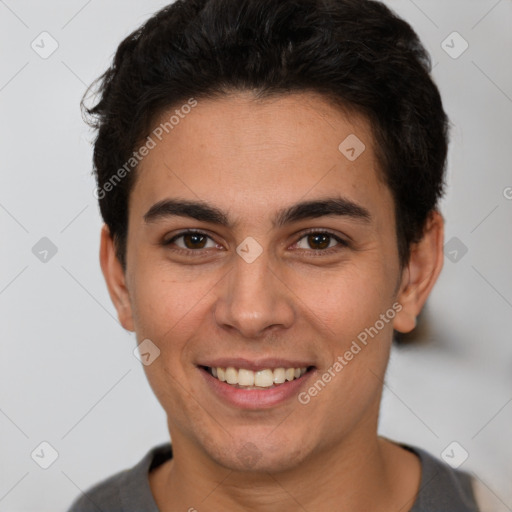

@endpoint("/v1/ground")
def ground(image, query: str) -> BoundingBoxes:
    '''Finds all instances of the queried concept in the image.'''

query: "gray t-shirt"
[66,442,482,511]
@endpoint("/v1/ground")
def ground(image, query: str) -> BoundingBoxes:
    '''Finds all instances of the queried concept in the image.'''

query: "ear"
[393,211,444,333]
[99,224,135,332]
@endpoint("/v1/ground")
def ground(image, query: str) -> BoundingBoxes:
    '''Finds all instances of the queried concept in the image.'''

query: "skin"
[100,91,444,511]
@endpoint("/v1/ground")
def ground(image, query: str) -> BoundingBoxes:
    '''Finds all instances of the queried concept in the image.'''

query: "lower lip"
[198,367,315,410]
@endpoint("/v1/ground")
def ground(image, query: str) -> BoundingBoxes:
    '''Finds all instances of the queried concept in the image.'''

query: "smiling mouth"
[201,365,314,389]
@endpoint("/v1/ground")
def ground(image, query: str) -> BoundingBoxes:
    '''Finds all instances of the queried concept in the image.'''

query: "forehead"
[130,91,393,229]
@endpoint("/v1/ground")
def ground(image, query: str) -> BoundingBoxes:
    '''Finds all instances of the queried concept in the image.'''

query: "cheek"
[289,261,396,400]
[291,260,396,337]
[295,269,395,432]
[129,259,216,340]
[129,268,214,424]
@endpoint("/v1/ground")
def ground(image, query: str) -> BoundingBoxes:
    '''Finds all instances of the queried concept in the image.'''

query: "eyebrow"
[143,196,371,228]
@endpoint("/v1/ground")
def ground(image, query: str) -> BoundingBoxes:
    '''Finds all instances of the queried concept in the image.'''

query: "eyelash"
[162,228,349,257]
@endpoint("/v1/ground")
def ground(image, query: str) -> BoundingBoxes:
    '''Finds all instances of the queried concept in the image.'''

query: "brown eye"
[295,231,345,252]
[164,231,217,251]
[306,233,331,250]
[181,233,208,249]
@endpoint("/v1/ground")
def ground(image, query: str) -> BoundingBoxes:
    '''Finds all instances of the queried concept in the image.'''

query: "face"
[102,91,440,473]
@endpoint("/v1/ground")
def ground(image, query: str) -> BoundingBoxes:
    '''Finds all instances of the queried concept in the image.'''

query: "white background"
[1,0,511,510]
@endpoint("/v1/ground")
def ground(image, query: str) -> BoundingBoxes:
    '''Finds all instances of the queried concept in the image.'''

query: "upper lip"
[197,357,315,372]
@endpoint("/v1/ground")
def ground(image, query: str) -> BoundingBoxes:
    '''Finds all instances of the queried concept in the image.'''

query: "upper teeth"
[211,367,308,388]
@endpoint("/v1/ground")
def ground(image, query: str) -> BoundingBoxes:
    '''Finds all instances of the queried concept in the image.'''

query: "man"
[67,0,487,510]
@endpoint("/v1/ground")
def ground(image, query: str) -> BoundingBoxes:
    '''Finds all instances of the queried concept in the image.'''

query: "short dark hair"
[82,0,449,270]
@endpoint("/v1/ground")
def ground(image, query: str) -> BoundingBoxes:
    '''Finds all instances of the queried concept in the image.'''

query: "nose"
[213,247,295,339]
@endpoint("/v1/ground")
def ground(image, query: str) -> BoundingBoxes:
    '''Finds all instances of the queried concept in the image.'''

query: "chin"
[203,431,313,473]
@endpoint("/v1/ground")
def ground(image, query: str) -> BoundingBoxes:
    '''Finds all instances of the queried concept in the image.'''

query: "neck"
[150,419,420,511]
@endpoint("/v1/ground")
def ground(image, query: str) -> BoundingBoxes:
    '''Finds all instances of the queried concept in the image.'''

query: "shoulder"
[401,443,479,512]
[403,443,509,512]
[65,467,127,512]
[65,443,173,512]
[471,477,511,512]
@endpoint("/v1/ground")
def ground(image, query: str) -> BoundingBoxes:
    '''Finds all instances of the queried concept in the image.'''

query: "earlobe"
[99,224,135,332]
[393,211,444,334]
